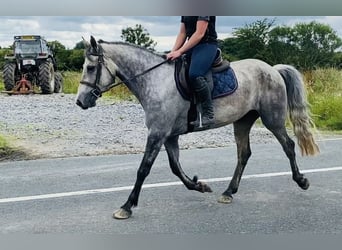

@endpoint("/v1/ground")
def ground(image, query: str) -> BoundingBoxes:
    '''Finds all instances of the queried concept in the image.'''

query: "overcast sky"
[1,16,342,52]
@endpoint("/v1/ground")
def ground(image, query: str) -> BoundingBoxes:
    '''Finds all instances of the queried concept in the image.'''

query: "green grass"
[304,68,342,94]
[0,134,9,150]
[304,68,342,131]
[0,131,28,161]
[103,84,136,101]
[61,71,81,94]
[308,95,342,130]
[61,71,135,101]
[0,72,3,91]
[0,134,20,161]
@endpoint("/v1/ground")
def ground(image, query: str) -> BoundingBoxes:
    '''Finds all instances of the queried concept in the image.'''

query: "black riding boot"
[190,76,215,128]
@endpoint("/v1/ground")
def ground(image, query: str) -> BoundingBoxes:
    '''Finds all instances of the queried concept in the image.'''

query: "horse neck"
[104,43,170,105]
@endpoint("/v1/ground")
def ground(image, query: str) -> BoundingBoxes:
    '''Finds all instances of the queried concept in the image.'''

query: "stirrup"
[190,112,215,129]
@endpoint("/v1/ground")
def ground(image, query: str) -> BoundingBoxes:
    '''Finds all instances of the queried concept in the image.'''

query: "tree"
[74,41,86,50]
[332,51,342,69]
[218,38,240,61]
[48,40,66,55]
[267,22,342,69]
[68,49,84,70]
[231,18,275,61]
[44,40,86,71]
[0,48,12,69]
[267,25,298,65]
[290,21,342,69]
[121,24,156,50]
[220,19,342,70]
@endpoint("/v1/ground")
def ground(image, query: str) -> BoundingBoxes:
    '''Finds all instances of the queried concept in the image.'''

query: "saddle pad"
[212,67,238,99]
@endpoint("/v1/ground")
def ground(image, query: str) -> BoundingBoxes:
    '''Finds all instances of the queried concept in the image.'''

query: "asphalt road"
[0,138,342,233]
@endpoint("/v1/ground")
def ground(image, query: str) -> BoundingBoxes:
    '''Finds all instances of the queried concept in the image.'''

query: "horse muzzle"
[76,99,90,110]
[76,92,98,110]
[76,83,100,109]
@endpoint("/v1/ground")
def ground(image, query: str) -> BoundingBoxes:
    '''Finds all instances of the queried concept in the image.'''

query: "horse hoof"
[299,178,310,190]
[113,208,132,220]
[218,195,233,204]
[197,181,213,193]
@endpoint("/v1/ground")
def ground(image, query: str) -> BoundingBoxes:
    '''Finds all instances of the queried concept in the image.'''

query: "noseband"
[80,45,169,98]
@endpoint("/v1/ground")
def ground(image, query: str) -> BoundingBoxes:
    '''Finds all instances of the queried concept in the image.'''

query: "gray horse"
[76,36,319,220]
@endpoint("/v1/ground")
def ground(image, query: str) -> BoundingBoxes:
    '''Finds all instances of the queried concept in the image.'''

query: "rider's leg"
[188,43,217,128]
[190,76,215,127]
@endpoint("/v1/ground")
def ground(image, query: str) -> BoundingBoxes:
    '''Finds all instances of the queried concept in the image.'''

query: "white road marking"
[317,137,342,142]
[1,166,342,204]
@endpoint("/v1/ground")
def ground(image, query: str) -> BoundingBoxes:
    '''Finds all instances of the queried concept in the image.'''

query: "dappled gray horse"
[76,36,319,219]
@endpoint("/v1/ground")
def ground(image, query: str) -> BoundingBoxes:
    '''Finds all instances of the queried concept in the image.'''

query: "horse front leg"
[164,136,212,193]
[113,133,165,220]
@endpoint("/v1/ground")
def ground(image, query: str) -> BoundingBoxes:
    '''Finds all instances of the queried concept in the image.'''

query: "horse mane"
[97,40,166,59]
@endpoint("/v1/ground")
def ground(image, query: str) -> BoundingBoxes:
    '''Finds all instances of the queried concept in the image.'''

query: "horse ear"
[90,36,97,50]
[82,36,90,48]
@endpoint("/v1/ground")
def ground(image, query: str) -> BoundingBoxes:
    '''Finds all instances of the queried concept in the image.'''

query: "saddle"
[175,48,231,101]
[173,49,237,132]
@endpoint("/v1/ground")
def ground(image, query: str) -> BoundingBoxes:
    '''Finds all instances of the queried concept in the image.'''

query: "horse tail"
[273,64,320,156]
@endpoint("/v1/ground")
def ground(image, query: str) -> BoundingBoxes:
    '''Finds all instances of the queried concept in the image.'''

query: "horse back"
[213,59,287,125]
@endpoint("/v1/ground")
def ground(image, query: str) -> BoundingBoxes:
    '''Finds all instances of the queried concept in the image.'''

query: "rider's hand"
[166,50,182,61]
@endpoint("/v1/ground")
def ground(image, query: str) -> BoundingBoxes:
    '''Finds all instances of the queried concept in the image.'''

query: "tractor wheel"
[2,63,17,91]
[54,72,63,93]
[39,61,55,94]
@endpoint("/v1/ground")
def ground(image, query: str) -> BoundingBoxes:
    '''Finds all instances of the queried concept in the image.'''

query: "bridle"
[80,46,118,98]
[80,45,169,98]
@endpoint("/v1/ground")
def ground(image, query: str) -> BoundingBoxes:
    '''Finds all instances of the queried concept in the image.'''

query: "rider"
[167,16,218,128]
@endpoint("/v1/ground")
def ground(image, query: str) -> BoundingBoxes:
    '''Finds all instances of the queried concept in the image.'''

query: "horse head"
[76,36,118,109]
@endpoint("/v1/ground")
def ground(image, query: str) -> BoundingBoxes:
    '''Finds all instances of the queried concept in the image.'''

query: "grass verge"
[304,68,342,131]
[0,135,27,162]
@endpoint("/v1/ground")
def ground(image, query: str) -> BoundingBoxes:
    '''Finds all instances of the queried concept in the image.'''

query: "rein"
[115,59,169,86]
[80,46,169,98]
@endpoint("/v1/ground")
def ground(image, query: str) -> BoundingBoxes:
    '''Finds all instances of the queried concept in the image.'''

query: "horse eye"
[87,65,96,72]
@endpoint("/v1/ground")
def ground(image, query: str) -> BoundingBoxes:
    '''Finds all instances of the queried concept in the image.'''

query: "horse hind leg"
[219,111,259,204]
[262,118,310,190]
[164,136,212,193]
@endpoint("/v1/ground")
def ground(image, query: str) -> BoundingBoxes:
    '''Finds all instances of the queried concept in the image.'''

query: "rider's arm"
[171,23,187,52]
[177,20,208,54]
[167,20,208,60]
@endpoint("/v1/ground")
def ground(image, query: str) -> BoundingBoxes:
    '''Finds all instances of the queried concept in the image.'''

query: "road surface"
[0,138,342,233]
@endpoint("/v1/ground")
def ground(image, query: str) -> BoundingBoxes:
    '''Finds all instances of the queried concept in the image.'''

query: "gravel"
[0,93,276,160]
